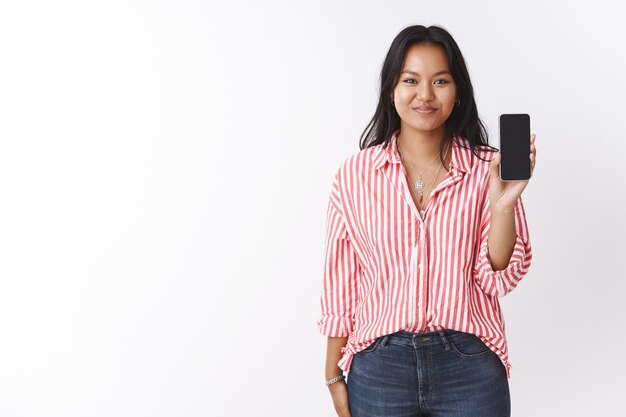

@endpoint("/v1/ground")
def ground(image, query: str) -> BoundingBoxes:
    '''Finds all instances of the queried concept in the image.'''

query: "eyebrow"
[401,70,451,76]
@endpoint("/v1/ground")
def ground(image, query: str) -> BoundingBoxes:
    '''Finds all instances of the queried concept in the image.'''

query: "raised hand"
[488,133,536,211]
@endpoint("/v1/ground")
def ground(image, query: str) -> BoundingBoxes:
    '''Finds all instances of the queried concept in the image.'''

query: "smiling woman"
[317,23,535,417]
[392,44,458,139]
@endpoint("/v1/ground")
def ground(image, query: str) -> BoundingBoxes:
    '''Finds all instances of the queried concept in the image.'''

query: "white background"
[1,1,625,416]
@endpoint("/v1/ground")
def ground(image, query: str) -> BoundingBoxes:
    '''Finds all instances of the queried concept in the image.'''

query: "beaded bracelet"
[325,374,346,386]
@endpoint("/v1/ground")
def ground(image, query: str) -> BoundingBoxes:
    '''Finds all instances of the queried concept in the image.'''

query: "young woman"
[316,25,536,417]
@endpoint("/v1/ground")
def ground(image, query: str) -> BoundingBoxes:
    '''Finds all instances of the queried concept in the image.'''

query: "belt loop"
[438,330,450,351]
[380,334,391,347]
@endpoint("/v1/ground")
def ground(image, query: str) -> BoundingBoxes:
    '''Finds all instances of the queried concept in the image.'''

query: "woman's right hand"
[328,380,351,417]
[325,337,351,416]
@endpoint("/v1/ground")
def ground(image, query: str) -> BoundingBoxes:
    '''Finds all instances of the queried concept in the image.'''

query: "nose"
[417,82,435,101]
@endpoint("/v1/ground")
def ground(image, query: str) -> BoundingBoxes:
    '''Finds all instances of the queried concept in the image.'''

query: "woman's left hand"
[488,133,536,211]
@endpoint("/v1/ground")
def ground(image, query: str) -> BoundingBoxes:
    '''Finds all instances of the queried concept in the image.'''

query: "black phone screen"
[499,114,530,181]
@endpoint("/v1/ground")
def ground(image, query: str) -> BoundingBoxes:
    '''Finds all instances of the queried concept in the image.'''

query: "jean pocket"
[360,334,389,354]
[448,333,492,358]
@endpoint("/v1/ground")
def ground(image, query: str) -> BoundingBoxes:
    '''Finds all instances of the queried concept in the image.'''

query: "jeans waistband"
[377,328,470,350]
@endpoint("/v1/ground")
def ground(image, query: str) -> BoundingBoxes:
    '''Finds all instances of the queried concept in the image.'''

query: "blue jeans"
[347,329,510,417]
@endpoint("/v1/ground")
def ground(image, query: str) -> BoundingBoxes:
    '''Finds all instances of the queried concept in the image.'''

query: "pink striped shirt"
[316,129,532,378]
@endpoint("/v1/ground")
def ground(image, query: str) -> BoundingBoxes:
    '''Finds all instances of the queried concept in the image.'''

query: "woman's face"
[391,43,457,135]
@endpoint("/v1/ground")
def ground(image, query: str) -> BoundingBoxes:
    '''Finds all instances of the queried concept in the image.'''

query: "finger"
[490,150,501,166]
[489,151,501,181]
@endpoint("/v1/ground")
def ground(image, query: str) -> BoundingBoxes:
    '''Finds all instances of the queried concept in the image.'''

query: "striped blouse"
[316,128,532,378]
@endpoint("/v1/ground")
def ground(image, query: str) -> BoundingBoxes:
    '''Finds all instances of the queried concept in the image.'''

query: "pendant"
[414,178,425,192]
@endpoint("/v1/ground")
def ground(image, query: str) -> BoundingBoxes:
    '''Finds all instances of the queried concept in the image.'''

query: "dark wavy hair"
[359,24,496,164]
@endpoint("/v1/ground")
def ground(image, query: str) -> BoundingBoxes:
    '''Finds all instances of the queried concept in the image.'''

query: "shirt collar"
[372,129,474,174]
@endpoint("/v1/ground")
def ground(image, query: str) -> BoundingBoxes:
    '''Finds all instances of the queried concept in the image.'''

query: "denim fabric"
[346,329,510,417]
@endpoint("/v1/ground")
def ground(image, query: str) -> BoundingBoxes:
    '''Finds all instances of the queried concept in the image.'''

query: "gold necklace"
[397,141,450,208]
[397,143,441,193]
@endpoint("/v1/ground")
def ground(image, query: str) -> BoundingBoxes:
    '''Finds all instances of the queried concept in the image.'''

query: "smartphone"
[498,113,531,181]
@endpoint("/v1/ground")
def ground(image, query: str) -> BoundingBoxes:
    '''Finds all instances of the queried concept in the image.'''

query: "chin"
[408,122,443,132]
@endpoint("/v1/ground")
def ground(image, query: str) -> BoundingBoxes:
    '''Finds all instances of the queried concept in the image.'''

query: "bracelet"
[325,374,346,386]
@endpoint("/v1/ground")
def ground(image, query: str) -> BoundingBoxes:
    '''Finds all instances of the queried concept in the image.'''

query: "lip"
[414,107,437,114]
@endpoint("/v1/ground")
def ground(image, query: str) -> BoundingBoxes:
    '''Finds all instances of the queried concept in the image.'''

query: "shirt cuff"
[474,233,530,297]
[316,314,353,337]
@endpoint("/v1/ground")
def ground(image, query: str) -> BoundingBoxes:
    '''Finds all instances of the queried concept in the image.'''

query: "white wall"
[0,0,624,416]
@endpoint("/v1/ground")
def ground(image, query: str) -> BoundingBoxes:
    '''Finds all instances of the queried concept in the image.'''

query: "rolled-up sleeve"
[316,175,359,337]
[473,194,533,298]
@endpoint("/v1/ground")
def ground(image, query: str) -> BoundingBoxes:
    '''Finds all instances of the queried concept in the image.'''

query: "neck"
[396,124,448,166]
